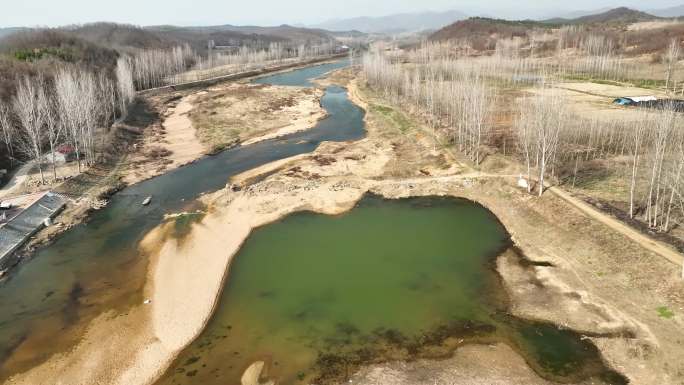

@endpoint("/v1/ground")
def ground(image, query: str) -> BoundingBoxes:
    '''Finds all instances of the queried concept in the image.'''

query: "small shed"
[44,145,77,164]
[613,96,657,106]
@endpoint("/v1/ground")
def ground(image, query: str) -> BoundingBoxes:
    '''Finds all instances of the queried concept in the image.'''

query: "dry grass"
[188,83,322,149]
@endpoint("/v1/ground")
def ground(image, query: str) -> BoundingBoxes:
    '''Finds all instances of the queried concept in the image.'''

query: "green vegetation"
[13,47,74,62]
[632,78,667,90]
[657,306,675,319]
[563,74,666,91]
[469,16,557,29]
[563,75,625,86]
[371,104,414,132]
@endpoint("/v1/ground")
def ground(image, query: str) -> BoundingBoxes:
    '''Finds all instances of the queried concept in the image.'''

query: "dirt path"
[0,162,35,199]
[548,185,684,267]
[391,168,684,271]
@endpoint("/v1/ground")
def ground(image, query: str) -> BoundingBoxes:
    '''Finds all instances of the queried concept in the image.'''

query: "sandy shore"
[5,70,684,385]
[157,96,206,170]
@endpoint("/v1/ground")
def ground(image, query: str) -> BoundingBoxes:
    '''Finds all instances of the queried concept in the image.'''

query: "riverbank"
[7,60,334,269]
[4,67,683,385]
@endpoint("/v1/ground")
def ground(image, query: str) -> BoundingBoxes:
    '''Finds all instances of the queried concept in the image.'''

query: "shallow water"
[0,59,363,378]
[252,60,349,87]
[156,196,627,385]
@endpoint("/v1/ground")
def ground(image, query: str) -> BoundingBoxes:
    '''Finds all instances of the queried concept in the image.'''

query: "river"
[0,59,363,379]
[0,59,628,385]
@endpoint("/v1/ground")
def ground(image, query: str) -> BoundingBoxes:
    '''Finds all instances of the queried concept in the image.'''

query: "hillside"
[209,25,335,42]
[0,29,119,69]
[327,30,367,38]
[314,10,467,34]
[66,23,181,51]
[429,17,551,48]
[0,29,120,102]
[0,22,341,102]
[0,22,338,55]
[543,7,659,25]
[145,25,289,54]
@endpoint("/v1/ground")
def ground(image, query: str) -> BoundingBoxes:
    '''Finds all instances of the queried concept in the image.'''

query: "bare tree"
[54,68,83,171]
[79,71,100,166]
[645,110,675,228]
[516,99,535,193]
[0,101,16,168]
[629,118,647,218]
[517,87,565,196]
[97,72,117,129]
[116,56,136,116]
[664,39,681,94]
[13,75,48,184]
[43,87,63,182]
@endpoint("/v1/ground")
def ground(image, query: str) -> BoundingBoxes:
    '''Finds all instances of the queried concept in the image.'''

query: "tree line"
[0,64,128,184]
[362,42,684,233]
[0,41,343,187]
[172,41,339,85]
[0,44,198,185]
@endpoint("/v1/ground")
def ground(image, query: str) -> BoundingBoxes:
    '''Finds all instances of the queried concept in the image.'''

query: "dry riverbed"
[5,69,684,385]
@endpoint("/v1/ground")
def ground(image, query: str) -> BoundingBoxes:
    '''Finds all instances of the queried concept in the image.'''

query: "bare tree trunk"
[13,75,49,185]
[664,39,681,94]
[0,102,15,168]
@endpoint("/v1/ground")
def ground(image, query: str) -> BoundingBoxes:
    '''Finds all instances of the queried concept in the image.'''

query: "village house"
[44,144,77,164]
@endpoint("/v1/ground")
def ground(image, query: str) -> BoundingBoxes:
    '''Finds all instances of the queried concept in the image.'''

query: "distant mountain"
[326,30,368,38]
[0,27,27,40]
[647,5,684,18]
[544,8,612,21]
[543,7,659,25]
[313,10,467,34]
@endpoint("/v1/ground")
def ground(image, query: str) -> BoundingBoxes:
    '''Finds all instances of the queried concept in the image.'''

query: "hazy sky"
[2,0,684,27]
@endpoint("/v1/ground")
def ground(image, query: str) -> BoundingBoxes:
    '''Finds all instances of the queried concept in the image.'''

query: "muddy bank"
[352,343,596,385]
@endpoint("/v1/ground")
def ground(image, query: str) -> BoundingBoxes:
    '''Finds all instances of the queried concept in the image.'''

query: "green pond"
[156,196,627,385]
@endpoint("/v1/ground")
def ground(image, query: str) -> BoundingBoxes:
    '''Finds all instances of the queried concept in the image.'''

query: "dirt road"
[0,162,34,200]
[548,185,684,267]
